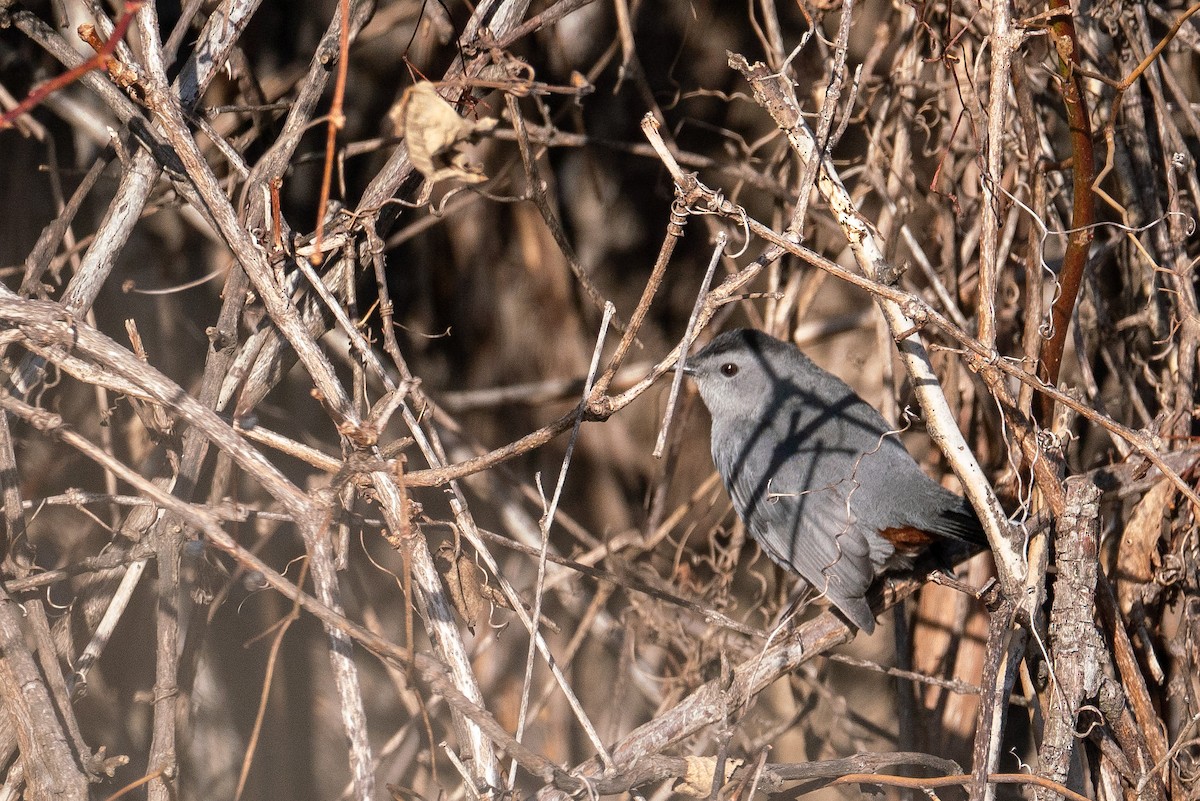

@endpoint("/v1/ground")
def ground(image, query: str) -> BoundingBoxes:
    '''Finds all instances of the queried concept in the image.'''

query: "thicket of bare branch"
[0,1,1198,800]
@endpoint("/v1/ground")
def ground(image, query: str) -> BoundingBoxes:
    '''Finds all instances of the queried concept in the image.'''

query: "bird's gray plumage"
[686,329,984,633]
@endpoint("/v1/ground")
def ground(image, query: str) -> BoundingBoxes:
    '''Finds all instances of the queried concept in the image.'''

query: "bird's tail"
[934,495,988,545]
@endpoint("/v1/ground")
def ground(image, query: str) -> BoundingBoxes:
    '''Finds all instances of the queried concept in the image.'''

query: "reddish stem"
[1036,0,1096,424]
[0,2,146,130]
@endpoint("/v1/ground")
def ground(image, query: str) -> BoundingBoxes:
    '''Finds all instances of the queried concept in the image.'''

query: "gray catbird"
[685,328,985,633]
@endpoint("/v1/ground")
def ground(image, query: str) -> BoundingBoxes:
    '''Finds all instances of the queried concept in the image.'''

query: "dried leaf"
[1116,479,1172,613]
[435,542,487,634]
[389,82,497,186]
[673,755,744,797]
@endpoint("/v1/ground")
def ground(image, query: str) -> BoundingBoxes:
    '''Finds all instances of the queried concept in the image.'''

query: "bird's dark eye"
[720,362,739,377]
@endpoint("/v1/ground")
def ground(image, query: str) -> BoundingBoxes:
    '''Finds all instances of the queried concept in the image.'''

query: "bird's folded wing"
[729,475,879,631]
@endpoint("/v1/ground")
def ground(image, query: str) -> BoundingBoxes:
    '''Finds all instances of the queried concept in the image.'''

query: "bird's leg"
[770,581,818,633]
